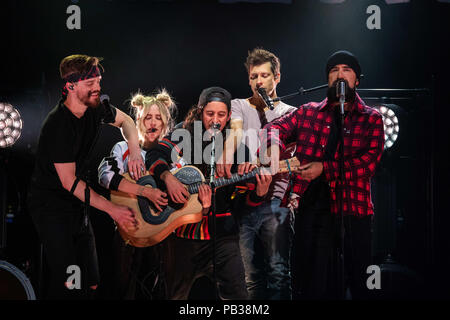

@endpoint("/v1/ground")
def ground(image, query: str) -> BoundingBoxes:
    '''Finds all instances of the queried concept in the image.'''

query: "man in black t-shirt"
[28,54,143,299]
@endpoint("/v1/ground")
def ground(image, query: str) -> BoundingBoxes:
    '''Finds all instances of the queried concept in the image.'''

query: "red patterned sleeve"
[259,108,301,157]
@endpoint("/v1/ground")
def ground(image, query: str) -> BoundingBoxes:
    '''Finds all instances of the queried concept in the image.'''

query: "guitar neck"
[187,167,261,194]
[186,156,299,194]
[214,168,261,188]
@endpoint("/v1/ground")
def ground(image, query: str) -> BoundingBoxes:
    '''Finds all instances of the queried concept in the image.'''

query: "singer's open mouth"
[210,123,221,130]
[147,128,158,133]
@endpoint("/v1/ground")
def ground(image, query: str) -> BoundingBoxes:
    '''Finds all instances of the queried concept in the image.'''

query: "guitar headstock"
[278,157,301,174]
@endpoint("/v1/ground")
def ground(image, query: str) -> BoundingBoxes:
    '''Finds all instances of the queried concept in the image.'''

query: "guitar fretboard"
[187,167,262,194]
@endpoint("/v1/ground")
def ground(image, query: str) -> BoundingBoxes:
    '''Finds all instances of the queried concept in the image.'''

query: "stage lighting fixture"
[373,104,400,150]
[0,103,23,148]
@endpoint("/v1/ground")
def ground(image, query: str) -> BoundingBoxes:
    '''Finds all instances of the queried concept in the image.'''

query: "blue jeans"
[239,198,294,300]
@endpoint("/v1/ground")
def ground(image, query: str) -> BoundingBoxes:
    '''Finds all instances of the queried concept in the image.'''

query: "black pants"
[292,207,373,300]
[161,234,248,300]
[111,230,162,299]
[32,211,100,299]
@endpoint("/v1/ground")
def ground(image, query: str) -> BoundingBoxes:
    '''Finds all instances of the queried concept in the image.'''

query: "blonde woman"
[98,89,176,299]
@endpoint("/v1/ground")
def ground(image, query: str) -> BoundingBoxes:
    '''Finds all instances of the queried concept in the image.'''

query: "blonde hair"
[130,89,176,145]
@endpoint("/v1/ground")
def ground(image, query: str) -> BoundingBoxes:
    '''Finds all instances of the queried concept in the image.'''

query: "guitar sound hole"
[169,201,185,211]
[148,197,186,215]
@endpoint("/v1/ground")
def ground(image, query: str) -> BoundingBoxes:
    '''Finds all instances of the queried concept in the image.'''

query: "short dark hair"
[244,48,280,76]
[59,54,103,80]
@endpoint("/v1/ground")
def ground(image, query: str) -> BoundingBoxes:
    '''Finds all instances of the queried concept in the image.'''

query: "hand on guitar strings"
[259,144,280,176]
[161,171,190,204]
[255,169,272,197]
[237,162,257,176]
[140,186,168,213]
[110,204,138,233]
[216,150,234,179]
[198,184,212,213]
[216,162,233,179]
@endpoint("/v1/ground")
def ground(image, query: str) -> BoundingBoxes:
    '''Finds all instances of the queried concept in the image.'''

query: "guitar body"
[111,166,204,247]
[110,157,301,247]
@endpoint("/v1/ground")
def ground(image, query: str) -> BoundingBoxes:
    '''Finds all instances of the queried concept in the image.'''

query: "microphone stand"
[274,84,431,299]
[337,88,346,300]
[209,127,219,299]
[272,84,328,103]
[272,85,429,104]
[273,82,346,299]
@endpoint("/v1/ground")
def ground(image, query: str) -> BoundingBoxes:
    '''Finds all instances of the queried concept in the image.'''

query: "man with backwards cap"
[146,86,272,300]
[260,51,384,299]
[28,54,142,299]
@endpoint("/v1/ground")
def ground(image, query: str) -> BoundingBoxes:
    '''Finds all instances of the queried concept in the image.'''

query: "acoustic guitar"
[111,156,301,247]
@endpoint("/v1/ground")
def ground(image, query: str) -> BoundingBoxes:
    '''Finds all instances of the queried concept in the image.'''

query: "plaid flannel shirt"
[261,93,384,217]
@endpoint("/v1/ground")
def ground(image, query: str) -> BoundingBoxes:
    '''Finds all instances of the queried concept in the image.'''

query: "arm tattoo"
[137,186,145,197]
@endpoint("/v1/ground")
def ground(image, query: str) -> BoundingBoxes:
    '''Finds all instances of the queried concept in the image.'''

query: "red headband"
[62,65,101,97]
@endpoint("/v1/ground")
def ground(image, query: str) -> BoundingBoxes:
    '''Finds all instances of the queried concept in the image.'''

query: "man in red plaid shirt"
[260,50,384,299]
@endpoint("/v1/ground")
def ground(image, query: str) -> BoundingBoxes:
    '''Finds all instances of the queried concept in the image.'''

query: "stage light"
[373,104,400,150]
[0,103,23,148]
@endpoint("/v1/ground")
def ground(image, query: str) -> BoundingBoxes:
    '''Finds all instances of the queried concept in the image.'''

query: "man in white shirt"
[217,48,296,299]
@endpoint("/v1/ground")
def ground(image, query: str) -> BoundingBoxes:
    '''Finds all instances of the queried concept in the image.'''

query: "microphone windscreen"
[257,87,274,110]
[336,80,346,98]
[257,87,266,96]
[100,94,110,104]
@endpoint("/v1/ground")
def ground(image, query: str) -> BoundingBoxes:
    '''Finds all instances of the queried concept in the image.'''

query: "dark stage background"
[0,0,449,300]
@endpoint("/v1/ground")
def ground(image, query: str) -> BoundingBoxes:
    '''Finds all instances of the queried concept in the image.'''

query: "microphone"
[100,94,116,120]
[336,80,346,114]
[336,80,346,99]
[257,87,274,110]
[212,123,221,130]
[100,94,110,105]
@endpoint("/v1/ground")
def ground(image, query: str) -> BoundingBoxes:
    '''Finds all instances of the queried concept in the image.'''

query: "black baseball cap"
[198,87,232,110]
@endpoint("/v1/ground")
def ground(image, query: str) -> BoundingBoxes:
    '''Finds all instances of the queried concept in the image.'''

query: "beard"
[79,91,101,108]
[327,79,356,104]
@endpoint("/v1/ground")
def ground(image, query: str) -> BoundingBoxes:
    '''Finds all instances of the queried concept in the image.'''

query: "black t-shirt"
[28,99,116,215]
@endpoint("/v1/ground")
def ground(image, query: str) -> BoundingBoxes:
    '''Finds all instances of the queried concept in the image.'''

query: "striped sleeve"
[145,135,182,180]
[98,141,127,190]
